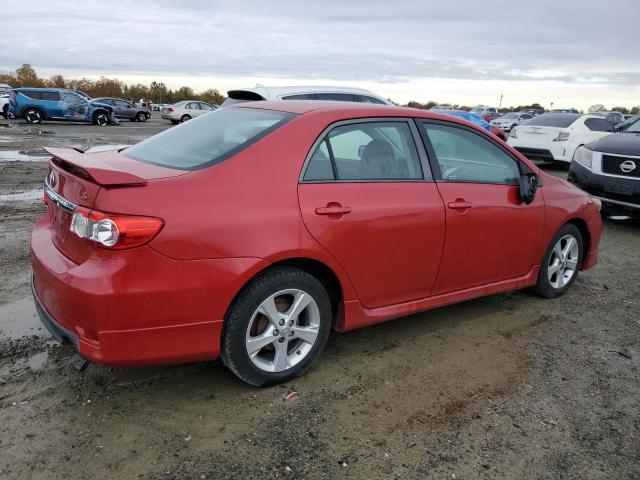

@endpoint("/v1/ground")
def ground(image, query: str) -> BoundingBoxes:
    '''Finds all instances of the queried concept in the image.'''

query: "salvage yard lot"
[0,117,638,479]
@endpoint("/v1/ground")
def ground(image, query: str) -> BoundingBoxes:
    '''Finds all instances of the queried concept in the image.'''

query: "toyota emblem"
[48,170,57,188]
[620,160,636,174]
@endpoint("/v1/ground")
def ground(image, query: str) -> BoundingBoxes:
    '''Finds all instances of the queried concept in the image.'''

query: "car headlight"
[573,145,594,170]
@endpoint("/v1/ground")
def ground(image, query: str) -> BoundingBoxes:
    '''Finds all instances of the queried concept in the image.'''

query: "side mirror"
[519,173,542,205]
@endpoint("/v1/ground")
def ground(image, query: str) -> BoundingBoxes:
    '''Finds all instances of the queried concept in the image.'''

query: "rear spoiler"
[44,146,147,186]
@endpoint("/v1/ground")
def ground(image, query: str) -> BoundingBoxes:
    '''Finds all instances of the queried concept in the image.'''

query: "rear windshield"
[524,113,580,128]
[124,107,294,170]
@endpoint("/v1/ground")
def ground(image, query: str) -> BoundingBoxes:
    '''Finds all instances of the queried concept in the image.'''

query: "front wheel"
[222,267,332,386]
[531,224,583,298]
[93,111,109,126]
[136,112,147,122]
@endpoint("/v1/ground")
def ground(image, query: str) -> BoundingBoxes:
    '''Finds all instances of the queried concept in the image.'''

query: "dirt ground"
[0,116,638,480]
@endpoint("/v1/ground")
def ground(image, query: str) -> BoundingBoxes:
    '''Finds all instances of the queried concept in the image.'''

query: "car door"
[111,99,131,118]
[418,120,544,295]
[298,119,446,308]
[185,102,201,117]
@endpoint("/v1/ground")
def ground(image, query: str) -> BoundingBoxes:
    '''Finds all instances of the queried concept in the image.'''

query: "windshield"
[502,113,518,119]
[124,107,295,170]
[470,108,483,113]
[626,119,640,133]
[524,113,579,128]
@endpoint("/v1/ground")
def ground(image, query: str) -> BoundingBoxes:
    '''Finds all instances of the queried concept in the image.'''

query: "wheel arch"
[224,256,347,329]
[565,217,590,263]
[20,105,45,119]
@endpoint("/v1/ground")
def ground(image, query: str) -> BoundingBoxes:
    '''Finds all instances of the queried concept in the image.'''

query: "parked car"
[8,88,117,125]
[550,108,580,114]
[1,93,9,119]
[93,97,150,122]
[591,111,625,126]
[431,109,507,140]
[569,118,640,217]
[490,112,533,131]
[429,105,454,110]
[161,100,217,124]
[519,108,545,117]
[222,86,391,106]
[32,101,602,386]
[508,113,615,163]
[469,106,500,122]
[0,83,12,95]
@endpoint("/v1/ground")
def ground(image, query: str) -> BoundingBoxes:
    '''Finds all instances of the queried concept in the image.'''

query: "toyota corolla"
[31,101,603,386]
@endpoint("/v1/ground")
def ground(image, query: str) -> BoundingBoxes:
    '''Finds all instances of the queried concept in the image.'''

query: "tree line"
[0,64,226,105]
[405,100,640,115]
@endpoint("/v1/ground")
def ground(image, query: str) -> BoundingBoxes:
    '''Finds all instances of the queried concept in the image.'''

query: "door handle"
[447,200,472,210]
[315,204,351,216]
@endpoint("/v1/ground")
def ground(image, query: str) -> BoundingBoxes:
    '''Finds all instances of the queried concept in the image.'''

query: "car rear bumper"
[31,214,269,367]
[568,161,640,215]
[509,139,571,162]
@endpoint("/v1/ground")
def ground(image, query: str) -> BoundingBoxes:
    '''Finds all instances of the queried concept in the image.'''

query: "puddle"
[0,189,42,202]
[0,149,50,162]
[0,297,47,340]
[26,351,49,371]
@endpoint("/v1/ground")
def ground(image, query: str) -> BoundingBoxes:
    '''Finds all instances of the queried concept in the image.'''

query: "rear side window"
[40,92,60,101]
[282,94,315,100]
[304,121,423,181]
[21,90,42,100]
[585,118,614,132]
[359,95,386,105]
[124,108,294,170]
[315,93,357,102]
[525,113,580,128]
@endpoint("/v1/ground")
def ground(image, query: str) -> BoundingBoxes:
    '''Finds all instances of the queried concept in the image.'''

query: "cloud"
[1,0,639,92]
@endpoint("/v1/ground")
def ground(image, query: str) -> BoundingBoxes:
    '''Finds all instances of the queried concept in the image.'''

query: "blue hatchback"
[8,88,117,125]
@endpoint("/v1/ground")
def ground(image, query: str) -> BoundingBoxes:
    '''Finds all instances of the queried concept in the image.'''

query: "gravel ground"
[0,116,638,480]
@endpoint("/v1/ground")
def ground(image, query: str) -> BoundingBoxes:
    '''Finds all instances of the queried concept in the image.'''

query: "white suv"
[1,93,10,119]
[223,86,391,106]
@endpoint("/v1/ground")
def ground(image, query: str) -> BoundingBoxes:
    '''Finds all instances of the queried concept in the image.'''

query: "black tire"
[170,120,179,125]
[1,104,8,119]
[129,118,137,122]
[92,111,109,126]
[180,114,191,123]
[136,111,147,122]
[222,267,332,386]
[23,107,43,124]
[531,224,583,298]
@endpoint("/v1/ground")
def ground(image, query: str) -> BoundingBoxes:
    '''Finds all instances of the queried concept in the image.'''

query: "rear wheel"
[1,104,8,119]
[531,224,583,298]
[24,108,43,124]
[222,267,332,386]
[136,111,147,122]
[180,114,191,123]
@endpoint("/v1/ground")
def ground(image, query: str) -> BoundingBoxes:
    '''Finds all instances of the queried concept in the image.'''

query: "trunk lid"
[44,146,187,264]
[516,126,568,142]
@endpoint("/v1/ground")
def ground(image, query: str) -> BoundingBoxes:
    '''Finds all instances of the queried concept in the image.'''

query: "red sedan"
[32,101,602,386]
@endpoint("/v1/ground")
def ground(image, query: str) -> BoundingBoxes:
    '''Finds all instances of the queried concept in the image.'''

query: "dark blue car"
[8,88,117,125]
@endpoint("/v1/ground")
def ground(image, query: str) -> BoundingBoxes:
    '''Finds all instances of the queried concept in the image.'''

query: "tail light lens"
[70,207,163,249]
[167,107,174,112]
[553,132,570,142]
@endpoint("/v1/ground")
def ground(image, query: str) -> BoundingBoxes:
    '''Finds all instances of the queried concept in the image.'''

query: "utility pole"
[499,94,503,110]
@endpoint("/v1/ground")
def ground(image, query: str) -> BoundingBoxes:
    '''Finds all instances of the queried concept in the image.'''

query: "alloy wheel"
[547,234,579,289]
[245,289,320,373]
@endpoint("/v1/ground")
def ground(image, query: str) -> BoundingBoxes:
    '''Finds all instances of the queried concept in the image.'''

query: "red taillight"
[167,107,174,112]
[69,207,164,250]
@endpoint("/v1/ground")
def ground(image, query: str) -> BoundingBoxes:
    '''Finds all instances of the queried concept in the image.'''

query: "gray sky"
[2,0,639,109]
